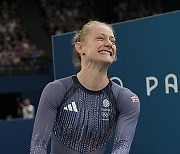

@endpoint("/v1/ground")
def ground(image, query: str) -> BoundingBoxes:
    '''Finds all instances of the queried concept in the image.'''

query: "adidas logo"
[64,102,78,112]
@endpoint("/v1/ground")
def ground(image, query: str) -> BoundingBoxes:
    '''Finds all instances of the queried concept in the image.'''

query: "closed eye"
[97,36,104,40]
[110,38,116,45]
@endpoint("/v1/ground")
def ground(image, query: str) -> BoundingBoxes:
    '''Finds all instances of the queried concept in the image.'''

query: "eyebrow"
[97,33,115,39]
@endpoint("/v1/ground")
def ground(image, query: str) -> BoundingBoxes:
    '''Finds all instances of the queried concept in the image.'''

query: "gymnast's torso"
[52,76,118,153]
[30,75,140,154]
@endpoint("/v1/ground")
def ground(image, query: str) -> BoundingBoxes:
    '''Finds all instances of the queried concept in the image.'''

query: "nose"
[104,39,113,48]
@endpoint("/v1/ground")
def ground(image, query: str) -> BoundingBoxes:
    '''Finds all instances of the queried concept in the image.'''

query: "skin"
[24,99,31,106]
[75,24,116,91]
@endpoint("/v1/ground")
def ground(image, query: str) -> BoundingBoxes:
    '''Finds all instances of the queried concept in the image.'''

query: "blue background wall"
[0,11,180,154]
[0,119,34,154]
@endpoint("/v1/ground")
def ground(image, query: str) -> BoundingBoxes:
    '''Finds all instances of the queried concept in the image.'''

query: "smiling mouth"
[98,50,113,56]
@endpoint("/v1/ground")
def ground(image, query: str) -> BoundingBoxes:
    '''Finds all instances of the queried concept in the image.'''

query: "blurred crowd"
[38,0,96,35]
[0,0,163,75]
[38,0,163,36]
[113,0,162,22]
[0,0,47,75]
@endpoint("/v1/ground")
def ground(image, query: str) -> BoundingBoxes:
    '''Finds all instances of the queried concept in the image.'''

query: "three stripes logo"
[64,101,78,112]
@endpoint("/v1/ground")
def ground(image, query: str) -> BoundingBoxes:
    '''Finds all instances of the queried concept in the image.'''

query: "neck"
[77,63,109,91]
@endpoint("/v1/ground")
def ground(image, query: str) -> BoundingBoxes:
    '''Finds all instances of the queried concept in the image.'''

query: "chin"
[102,60,113,65]
[103,58,114,63]
[95,57,114,65]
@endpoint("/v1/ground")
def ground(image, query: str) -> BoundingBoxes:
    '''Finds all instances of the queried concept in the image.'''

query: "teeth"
[101,51,109,54]
[99,50,112,56]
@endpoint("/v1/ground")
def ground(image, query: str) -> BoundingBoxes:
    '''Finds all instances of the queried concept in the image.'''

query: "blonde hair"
[72,21,115,67]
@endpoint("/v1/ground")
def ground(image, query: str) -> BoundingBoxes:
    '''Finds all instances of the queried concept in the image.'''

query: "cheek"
[113,46,117,53]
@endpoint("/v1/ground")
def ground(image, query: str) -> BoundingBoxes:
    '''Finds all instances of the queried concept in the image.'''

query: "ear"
[75,42,84,55]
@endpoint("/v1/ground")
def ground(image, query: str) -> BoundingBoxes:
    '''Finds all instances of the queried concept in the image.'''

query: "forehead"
[87,24,115,38]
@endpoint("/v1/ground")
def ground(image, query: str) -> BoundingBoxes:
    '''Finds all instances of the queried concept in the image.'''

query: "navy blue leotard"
[30,75,140,154]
